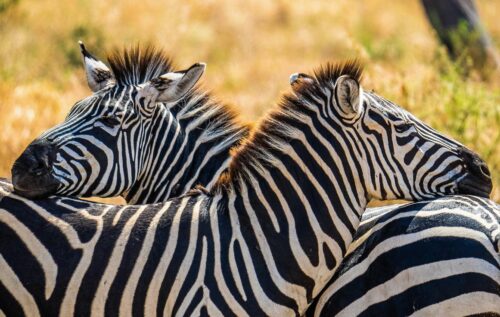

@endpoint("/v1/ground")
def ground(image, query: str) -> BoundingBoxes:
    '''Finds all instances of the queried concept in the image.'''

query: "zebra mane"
[314,59,363,85]
[106,44,248,137]
[292,59,363,95]
[107,44,174,85]
[214,60,364,190]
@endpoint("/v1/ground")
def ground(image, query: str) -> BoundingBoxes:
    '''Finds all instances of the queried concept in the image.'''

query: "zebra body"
[2,178,349,316]
[308,195,500,316]
[1,181,499,316]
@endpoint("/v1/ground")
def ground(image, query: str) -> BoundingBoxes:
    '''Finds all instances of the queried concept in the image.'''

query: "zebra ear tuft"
[140,63,206,103]
[335,75,362,116]
[289,73,315,96]
[289,73,314,86]
[79,41,114,92]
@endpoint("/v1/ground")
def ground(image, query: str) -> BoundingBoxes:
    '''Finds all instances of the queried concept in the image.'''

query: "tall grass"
[0,0,498,202]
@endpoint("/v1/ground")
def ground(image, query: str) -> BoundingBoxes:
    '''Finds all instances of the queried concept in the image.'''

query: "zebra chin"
[12,182,60,199]
[456,174,492,198]
[11,170,60,199]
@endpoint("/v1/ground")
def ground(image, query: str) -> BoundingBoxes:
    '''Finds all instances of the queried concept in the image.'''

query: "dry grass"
[0,0,498,203]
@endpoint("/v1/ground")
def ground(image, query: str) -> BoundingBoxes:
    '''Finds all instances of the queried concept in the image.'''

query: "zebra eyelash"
[98,114,121,127]
[393,121,413,133]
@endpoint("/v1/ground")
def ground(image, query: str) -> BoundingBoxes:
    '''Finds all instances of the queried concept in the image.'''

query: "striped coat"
[3,58,496,316]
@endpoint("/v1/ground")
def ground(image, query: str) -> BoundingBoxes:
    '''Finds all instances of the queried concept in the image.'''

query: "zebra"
[305,196,500,316]
[9,43,494,314]
[287,72,499,316]
[11,42,248,204]
[2,57,495,316]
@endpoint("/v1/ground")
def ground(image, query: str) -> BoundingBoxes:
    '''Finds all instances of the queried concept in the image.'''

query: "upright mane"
[214,60,364,189]
[105,44,251,200]
[107,44,174,86]
[314,59,363,85]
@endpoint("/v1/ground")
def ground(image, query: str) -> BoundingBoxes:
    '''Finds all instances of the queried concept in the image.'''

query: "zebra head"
[12,43,206,199]
[289,62,492,200]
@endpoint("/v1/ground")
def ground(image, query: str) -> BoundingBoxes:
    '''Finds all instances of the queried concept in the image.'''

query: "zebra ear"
[79,41,114,92]
[140,63,206,103]
[289,73,315,87]
[289,73,315,97]
[334,75,362,116]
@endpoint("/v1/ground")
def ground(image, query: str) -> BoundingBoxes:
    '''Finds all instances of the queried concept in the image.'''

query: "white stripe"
[206,157,231,189]
[59,207,108,317]
[410,292,500,316]
[118,203,171,316]
[209,196,249,316]
[175,236,209,316]
[226,192,247,301]
[163,199,203,315]
[315,226,498,316]
[91,206,146,317]
[336,258,499,317]
[240,181,307,309]
[247,173,280,233]
[260,158,345,294]
[112,206,129,226]
[144,198,186,316]
[182,129,243,192]
[228,191,296,316]
[0,255,41,317]
[347,207,496,258]
[257,171,324,285]
[0,209,57,300]
[277,130,354,245]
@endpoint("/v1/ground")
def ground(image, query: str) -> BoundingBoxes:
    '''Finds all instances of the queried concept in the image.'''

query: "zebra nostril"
[27,146,55,177]
[29,163,50,176]
[458,147,490,179]
[479,164,491,178]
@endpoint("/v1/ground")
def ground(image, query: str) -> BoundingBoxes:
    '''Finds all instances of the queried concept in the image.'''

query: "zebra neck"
[224,164,366,300]
[124,93,248,204]
[220,130,369,297]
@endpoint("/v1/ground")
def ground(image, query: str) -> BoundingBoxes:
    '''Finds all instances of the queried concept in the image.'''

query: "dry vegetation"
[0,0,498,203]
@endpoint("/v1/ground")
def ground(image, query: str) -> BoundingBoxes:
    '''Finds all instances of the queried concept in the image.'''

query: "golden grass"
[0,0,498,203]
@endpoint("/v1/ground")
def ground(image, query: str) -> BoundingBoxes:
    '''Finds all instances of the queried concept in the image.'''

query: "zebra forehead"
[107,44,174,86]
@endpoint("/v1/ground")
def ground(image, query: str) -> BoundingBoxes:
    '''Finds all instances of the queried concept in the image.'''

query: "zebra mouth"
[11,169,60,199]
[12,183,59,199]
[456,174,492,198]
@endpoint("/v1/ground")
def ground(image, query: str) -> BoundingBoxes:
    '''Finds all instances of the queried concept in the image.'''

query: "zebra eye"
[394,123,411,133]
[100,115,121,127]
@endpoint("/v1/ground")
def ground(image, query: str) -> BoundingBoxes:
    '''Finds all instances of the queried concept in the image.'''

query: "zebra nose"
[12,141,59,199]
[29,160,50,176]
[457,147,492,198]
[459,147,491,181]
[27,143,55,176]
[12,141,56,178]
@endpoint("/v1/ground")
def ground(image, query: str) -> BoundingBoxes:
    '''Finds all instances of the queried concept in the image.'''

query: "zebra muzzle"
[456,147,492,198]
[11,141,60,199]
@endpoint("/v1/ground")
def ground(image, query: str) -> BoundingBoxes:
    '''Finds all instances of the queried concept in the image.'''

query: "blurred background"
[0,0,498,203]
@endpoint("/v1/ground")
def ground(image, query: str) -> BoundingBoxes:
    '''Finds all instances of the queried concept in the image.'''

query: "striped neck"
[216,103,370,297]
[124,91,248,204]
